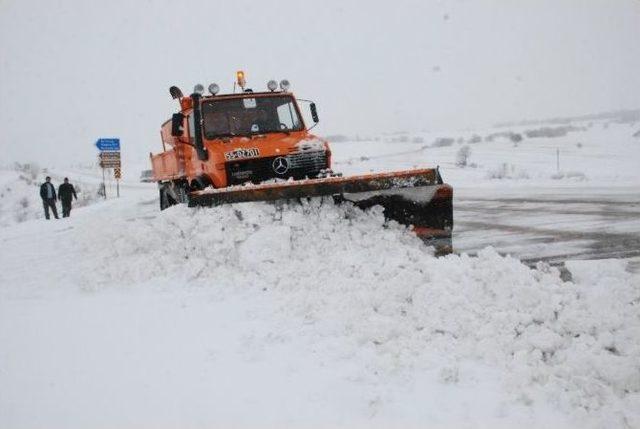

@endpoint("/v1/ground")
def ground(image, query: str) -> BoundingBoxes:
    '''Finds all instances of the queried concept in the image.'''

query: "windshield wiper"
[250,129,290,137]
[208,129,292,139]
[207,132,241,139]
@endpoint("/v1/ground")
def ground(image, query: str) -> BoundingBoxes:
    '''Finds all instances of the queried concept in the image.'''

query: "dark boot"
[43,200,50,220]
[62,201,71,217]
[49,200,59,219]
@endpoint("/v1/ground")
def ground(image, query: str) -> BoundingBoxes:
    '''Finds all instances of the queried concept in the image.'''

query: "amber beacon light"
[236,70,246,89]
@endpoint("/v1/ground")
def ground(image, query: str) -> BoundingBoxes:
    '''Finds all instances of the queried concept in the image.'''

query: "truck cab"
[151,78,330,207]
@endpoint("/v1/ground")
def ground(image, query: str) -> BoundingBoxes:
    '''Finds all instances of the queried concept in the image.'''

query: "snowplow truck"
[150,73,453,252]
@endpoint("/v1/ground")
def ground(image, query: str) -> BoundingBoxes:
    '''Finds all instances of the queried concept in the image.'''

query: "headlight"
[267,80,278,91]
[279,79,290,91]
[193,84,205,95]
[208,83,220,95]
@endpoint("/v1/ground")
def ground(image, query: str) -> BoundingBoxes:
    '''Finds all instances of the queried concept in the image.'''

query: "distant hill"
[495,109,640,128]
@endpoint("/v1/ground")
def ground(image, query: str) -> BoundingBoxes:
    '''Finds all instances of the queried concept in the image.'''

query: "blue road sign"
[95,138,120,151]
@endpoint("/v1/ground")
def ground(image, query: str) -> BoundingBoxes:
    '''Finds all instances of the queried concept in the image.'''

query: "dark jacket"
[40,182,57,200]
[58,183,77,202]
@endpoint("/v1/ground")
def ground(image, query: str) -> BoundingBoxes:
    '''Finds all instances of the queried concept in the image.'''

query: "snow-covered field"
[331,118,640,189]
[0,163,108,227]
[1,116,639,428]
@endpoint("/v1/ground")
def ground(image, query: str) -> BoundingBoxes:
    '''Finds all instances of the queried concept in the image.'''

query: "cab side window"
[188,114,195,140]
[277,102,300,130]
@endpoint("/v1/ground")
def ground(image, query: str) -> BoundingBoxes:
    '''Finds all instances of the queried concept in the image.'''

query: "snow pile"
[296,137,326,152]
[71,201,640,427]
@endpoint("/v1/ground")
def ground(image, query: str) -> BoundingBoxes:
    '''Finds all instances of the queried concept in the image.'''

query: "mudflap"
[188,169,453,254]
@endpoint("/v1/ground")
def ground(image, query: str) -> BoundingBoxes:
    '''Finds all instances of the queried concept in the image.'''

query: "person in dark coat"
[58,177,78,218]
[39,176,59,220]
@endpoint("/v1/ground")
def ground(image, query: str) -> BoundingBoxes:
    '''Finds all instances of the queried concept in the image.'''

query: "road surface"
[454,187,640,271]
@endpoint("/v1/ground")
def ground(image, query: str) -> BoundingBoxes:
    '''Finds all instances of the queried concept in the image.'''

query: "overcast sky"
[1,0,639,165]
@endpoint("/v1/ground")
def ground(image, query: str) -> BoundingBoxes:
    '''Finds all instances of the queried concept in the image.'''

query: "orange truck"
[150,72,453,252]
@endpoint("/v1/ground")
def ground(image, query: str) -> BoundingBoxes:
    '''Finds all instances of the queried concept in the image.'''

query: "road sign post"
[101,167,106,199]
[114,167,121,197]
[95,138,121,199]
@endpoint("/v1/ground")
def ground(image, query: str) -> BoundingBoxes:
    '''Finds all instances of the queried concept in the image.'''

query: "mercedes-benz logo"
[272,156,290,175]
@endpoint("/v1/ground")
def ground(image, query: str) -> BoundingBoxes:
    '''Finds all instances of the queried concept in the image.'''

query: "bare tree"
[456,145,472,167]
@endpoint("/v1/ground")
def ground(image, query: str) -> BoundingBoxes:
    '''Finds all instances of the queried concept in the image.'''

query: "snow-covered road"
[455,187,640,266]
[328,119,640,268]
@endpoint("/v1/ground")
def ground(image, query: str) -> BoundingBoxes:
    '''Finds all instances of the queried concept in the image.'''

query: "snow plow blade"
[189,168,453,254]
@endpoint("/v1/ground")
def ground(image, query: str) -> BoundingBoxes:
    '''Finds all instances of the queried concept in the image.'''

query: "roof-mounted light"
[208,83,220,95]
[193,84,205,95]
[279,79,290,91]
[236,70,246,89]
[267,80,278,92]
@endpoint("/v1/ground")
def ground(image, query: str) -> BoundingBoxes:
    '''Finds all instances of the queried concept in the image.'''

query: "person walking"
[39,176,59,219]
[58,177,78,218]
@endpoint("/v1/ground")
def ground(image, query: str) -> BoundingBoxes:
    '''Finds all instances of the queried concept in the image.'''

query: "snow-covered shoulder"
[1,198,638,428]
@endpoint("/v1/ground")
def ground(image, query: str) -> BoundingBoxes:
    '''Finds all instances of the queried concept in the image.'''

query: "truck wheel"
[159,185,177,211]
[175,181,189,204]
[159,187,168,210]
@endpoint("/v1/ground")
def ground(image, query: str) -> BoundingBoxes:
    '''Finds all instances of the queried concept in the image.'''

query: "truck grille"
[226,150,329,185]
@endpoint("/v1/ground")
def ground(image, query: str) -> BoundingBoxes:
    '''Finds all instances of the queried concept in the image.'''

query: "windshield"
[202,95,304,138]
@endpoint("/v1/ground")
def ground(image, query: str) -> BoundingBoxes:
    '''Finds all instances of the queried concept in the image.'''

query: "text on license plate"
[224,148,260,161]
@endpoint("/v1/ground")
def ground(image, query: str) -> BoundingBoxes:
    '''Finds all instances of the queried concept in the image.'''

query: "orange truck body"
[151,92,328,189]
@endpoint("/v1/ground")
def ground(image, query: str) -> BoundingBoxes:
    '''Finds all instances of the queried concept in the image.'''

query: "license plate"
[224,148,260,161]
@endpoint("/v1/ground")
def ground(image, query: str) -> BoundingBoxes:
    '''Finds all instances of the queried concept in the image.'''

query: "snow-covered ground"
[0,163,109,227]
[332,119,640,189]
[1,116,639,428]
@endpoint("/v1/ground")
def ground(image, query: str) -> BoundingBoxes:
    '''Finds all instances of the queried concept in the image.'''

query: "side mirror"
[169,86,183,100]
[171,113,184,136]
[310,103,319,123]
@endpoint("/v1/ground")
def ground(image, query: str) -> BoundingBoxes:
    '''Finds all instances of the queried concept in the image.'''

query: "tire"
[174,180,189,204]
[159,187,169,210]
[159,184,177,211]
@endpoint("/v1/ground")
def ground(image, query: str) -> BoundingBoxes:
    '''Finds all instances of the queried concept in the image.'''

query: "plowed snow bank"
[67,201,640,428]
